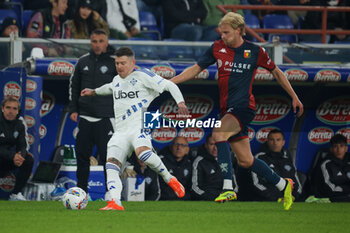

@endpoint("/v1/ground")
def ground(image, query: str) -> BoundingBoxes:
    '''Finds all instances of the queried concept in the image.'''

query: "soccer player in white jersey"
[81,46,188,210]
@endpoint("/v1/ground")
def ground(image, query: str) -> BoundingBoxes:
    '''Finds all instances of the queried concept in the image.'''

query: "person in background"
[63,0,110,39]
[300,0,350,43]
[0,17,21,69]
[159,136,192,200]
[238,129,302,202]
[68,29,117,197]
[0,96,33,201]
[129,153,161,201]
[26,0,69,57]
[202,0,243,26]
[1,17,21,37]
[161,0,220,41]
[105,0,146,39]
[191,133,238,201]
[313,134,350,202]
[27,0,68,38]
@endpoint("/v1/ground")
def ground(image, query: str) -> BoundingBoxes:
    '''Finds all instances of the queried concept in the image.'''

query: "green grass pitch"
[1,201,349,233]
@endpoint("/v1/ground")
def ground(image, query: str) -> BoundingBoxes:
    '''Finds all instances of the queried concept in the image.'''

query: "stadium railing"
[2,36,350,67]
[216,5,350,44]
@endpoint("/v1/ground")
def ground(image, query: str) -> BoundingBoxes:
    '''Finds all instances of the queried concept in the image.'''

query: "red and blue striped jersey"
[197,40,276,114]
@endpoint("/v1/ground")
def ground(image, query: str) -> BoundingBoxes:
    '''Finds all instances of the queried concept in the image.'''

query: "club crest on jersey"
[130,78,138,86]
[244,50,251,58]
[115,83,119,87]
[219,48,227,53]
[100,66,108,74]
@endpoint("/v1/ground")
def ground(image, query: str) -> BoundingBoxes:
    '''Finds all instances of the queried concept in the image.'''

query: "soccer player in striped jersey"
[172,12,304,210]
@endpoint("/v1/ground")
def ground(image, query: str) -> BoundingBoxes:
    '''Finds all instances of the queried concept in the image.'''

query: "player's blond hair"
[219,12,246,36]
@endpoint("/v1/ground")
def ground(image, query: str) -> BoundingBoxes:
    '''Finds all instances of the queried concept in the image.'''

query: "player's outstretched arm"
[81,88,96,96]
[271,67,304,117]
[162,79,189,116]
[171,64,203,84]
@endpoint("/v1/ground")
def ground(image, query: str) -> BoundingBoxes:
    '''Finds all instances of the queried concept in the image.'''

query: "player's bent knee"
[237,157,254,168]
[135,146,151,157]
[212,131,229,142]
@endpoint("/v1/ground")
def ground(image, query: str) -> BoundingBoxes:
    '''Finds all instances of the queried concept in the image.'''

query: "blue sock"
[216,141,233,180]
[250,158,281,185]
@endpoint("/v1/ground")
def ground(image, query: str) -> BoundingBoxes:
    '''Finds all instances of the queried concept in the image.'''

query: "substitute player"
[171,12,304,210]
[81,46,188,210]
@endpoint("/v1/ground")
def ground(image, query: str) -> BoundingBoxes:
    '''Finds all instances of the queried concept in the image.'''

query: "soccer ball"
[62,187,88,210]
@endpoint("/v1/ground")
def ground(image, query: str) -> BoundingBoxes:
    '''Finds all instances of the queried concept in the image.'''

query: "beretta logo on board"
[40,92,55,117]
[252,95,291,124]
[48,60,75,76]
[160,95,214,121]
[25,97,36,111]
[4,81,21,99]
[256,126,280,143]
[254,68,274,81]
[151,64,176,79]
[178,127,205,143]
[0,172,15,192]
[152,127,177,143]
[284,68,308,82]
[308,127,334,144]
[24,115,35,128]
[316,96,350,125]
[314,69,341,82]
[336,127,350,144]
[26,79,37,92]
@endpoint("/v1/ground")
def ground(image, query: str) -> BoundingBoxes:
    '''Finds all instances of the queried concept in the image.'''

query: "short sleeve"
[256,47,275,71]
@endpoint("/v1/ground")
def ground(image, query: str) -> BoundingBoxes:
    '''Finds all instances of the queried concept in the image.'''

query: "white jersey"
[95,68,184,131]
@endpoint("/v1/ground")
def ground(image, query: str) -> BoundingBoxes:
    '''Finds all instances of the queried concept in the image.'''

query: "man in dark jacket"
[159,136,192,200]
[0,96,33,200]
[68,28,117,194]
[237,129,302,201]
[314,134,350,202]
[161,0,219,41]
[191,133,238,201]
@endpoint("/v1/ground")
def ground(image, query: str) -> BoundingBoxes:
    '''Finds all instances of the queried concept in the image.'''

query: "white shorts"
[106,128,152,165]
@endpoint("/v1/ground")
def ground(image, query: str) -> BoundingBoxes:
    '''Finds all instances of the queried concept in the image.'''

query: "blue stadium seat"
[160,38,195,61]
[0,9,19,26]
[244,14,261,42]
[10,0,23,22]
[245,14,260,29]
[127,37,159,59]
[263,14,297,43]
[139,11,161,40]
[21,9,34,35]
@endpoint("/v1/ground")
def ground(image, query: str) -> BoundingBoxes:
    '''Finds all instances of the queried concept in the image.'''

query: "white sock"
[138,150,172,183]
[276,178,287,191]
[105,162,122,205]
[223,179,233,190]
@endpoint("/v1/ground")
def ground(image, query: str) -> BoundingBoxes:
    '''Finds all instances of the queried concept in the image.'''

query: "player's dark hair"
[115,46,134,58]
[90,28,108,37]
[330,134,347,146]
[1,96,20,109]
[268,129,284,139]
[205,133,213,142]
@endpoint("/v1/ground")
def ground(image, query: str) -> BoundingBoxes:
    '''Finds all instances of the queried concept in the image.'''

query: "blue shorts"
[224,107,256,142]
